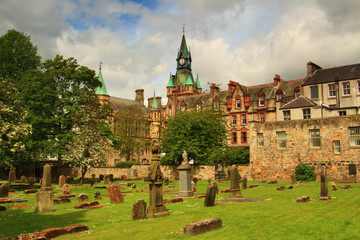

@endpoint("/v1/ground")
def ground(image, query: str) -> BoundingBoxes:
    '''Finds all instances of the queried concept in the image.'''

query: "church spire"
[95,61,109,96]
[152,91,159,108]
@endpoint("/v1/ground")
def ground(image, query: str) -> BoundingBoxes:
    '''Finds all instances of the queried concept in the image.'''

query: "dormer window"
[235,95,241,109]
[294,87,300,98]
[259,96,265,106]
[276,89,284,102]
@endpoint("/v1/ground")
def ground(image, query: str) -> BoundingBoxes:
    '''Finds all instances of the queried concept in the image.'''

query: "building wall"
[249,116,360,182]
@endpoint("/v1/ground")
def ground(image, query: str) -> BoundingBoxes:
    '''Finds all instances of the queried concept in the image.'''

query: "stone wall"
[249,116,360,182]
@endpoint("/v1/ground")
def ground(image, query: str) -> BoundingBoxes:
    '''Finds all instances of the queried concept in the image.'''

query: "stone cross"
[8,167,16,182]
[229,165,242,198]
[204,182,218,207]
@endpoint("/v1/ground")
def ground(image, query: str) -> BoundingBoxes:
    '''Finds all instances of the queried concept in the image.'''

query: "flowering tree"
[0,78,31,166]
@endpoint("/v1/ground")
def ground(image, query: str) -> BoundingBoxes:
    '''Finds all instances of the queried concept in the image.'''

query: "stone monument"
[106,184,124,203]
[8,167,16,182]
[319,164,330,200]
[146,140,168,218]
[229,165,242,198]
[177,151,194,198]
[59,175,66,188]
[132,199,147,220]
[35,164,54,213]
[40,164,53,192]
[0,183,9,197]
[204,182,218,207]
[242,175,247,189]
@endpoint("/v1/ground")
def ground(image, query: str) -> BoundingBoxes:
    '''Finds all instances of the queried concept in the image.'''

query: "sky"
[1,0,360,105]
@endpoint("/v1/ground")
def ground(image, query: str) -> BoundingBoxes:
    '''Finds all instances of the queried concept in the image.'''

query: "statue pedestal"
[177,163,194,198]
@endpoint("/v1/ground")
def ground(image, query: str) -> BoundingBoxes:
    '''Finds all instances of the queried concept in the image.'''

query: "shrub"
[115,161,140,168]
[295,163,316,181]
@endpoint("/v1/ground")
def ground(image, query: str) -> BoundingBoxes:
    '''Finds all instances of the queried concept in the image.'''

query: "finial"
[182,23,186,34]
[99,60,102,71]
[154,90,156,97]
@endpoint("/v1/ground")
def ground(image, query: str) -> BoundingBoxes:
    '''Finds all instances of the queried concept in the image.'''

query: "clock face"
[179,58,185,66]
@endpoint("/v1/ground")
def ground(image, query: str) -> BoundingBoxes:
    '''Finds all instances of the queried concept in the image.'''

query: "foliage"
[208,147,249,165]
[115,161,140,168]
[161,109,227,165]
[112,104,150,161]
[18,55,101,162]
[295,163,316,181]
[63,91,113,185]
[0,29,40,84]
[0,78,31,166]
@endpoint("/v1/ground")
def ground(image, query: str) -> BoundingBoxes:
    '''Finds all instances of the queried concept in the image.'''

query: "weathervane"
[182,23,186,34]
[99,60,103,71]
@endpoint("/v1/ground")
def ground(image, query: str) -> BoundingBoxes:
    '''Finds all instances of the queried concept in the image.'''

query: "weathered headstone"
[131,183,136,189]
[104,175,111,185]
[291,174,297,184]
[8,167,16,182]
[164,177,169,186]
[296,196,310,203]
[242,175,247,189]
[204,182,218,207]
[132,199,146,220]
[319,165,329,200]
[106,184,124,203]
[146,140,168,218]
[215,164,225,180]
[78,193,89,202]
[331,182,338,191]
[28,177,35,186]
[184,218,222,236]
[94,190,102,200]
[34,191,54,213]
[21,175,28,183]
[229,165,242,198]
[0,183,9,197]
[40,164,53,192]
[177,151,194,198]
[59,175,66,188]
[62,184,71,194]
[192,181,197,193]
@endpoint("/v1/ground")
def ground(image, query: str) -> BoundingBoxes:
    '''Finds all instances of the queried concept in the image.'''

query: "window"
[283,110,291,121]
[196,104,201,112]
[181,105,186,111]
[257,133,264,147]
[169,107,172,117]
[349,127,360,146]
[277,132,286,149]
[231,132,237,143]
[339,111,347,116]
[343,82,350,95]
[241,131,247,143]
[259,96,265,106]
[310,129,321,147]
[276,94,282,102]
[310,86,319,99]
[259,112,265,122]
[214,101,219,111]
[232,115,237,125]
[328,84,336,97]
[241,115,247,125]
[333,140,341,154]
[236,99,241,109]
[303,108,311,119]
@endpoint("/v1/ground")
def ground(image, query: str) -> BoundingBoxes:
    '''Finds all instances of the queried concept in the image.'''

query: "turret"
[95,67,110,105]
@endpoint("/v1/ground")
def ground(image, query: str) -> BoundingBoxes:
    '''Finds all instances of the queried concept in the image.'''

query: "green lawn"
[1,179,359,240]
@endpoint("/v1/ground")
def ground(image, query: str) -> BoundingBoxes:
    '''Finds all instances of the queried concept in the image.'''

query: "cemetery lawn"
[1,180,360,240]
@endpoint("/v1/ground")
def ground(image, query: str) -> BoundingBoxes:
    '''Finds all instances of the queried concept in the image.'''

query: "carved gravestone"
[62,184,71,194]
[242,176,247,189]
[147,140,168,218]
[59,175,66,188]
[177,151,194,198]
[40,164,53,192]
[106,184,124,203]
[204,182,218,207]
[94,190,102,200]
[8,167,16,182]
[319,165,330,200]
[0,183,9,197]
[229,165,242,198]
[35,164,54,213]
[132,199,146,220]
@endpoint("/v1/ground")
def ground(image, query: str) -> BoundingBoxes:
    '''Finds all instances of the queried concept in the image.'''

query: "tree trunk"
[80,166,87,186]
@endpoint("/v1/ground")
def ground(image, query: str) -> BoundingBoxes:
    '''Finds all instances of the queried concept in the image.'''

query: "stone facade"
[249,116,360,182]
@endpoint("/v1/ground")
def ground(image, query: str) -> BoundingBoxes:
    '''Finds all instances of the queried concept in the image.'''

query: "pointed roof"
[152,93,159,108]
[95,70,109,95]
[177,34,189,59]
[185,74,193,85]
[280,95,316,110]
[167,74,175,88]
[196,75,202,89]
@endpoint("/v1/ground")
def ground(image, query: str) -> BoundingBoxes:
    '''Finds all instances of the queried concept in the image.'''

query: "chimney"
[307,61,322,77]
[274,74,280,87]
[228,81,236,94]
[135,89,144,105]
[210,83,219,98]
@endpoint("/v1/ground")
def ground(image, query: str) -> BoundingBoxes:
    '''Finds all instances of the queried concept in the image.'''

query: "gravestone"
[319,165,330,200]
[228,165,242,198]
[192,181,197,193]
[132,199,146,221]
[28,177,35,186]
[331,182,337,191]
[242,175,247,189]
[94,190,102,200]
[78,193,89,202]
[104,175,111,185]
[146,140,168,218]
[0,183,9,197]
[164,177,169,186]
[62,184,71,194]
[106,184,124,203]
[184,218,222,236]
[215,164,225,180]
[204,182,218,207]
[8,167,16,182]
[177,151,194,198]
[59,175,66,188]
[21,175,28,183]
[290,174,297,184]
[40,164,53,192]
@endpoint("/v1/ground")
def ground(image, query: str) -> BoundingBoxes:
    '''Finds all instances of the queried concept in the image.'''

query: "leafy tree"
[0,78,31,166]
[63,91,113,185]
[161,109,227,165]
[0,29,41,84]
[295,163,316,181]
[112,104,150,161]
[208,146,249,165]
[18,55,101,164]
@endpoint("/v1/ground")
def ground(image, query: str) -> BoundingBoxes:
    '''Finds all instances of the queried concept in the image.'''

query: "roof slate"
[280,95,316,110]
[109,96,148,114]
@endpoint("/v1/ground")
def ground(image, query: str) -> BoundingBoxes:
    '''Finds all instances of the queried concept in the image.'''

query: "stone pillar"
[41,164,53,192]
[35,164,54,213]
[8,167,16,182]
[147,140,168,218]
[229,165,242,198]
[319,165,329,200]
[177,151,194,198]
[242,175,247,189]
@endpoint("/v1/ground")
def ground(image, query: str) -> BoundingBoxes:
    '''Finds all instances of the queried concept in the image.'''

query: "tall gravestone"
[0,183,9,197]
[319,165,330,200]
[59,175,66,188]
[35,164,54,213]
[8,167,16,182]
[106,184,124,203]
[204,182,218,207]
[242,175,247,189]
[177,151,194,198]
[147,140,168,218]
[229,165,243,198]
[290,173,297,184]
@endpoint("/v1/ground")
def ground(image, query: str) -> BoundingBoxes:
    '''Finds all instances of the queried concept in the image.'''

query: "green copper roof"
[177,34,189,59]
[95,70,109,95]
[185,74,193,85]
[167,74,175,87]
[152,97,159,108]
[196,75,202,89]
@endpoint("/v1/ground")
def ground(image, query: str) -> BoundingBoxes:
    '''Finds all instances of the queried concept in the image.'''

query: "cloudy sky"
[1,0,360,104]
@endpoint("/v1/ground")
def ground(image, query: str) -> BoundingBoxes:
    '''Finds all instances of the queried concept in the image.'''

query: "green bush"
[115,161,140,168]
[295,163,316,181]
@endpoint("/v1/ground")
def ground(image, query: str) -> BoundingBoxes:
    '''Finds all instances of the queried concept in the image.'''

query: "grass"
[1,179,360,239]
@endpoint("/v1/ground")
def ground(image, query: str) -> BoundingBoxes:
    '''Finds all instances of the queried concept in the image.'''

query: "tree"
[161,109,227,165]
[18,55,101,164]
[63,91,113,185]
[208,146,249,165]
[0,78,31,166]
[0,29,41,84]
[112,104,150,161]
